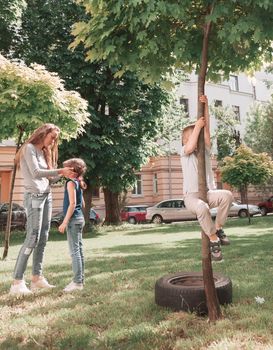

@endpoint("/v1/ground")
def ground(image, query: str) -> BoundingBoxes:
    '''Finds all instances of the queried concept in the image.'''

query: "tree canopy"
[210,104,238,162]
[245,100,273,158]
[220,144,273,190]
[13,0,170,189]
[0,0,26,54]
[73,0,273,82]
[10,0,173,224]
[0,54,90,142]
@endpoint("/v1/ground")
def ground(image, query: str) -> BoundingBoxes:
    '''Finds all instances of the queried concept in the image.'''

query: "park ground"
[0,216,273,350]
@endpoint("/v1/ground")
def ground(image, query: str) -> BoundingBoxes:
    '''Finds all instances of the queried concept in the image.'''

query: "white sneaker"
[9,281,33,296]
[63,281,83,293]
[31,276,55,291]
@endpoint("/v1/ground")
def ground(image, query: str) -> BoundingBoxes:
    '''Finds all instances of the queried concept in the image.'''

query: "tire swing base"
[155,271,232,316]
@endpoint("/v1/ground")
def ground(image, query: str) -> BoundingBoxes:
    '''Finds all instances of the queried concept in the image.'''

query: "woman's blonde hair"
[15,123,60,169]
[63,158,87,189]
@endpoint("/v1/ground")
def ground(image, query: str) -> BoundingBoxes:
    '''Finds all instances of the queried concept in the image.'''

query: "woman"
[10,123,76,296]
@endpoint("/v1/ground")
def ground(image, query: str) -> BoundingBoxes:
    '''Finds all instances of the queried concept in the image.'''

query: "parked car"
[257,196,273,216]
[120,205,148,224]
[50,208,101,227]
[146,199,196,224]
[146,199,261,224]
[210,201,261,218]
[0,202,27,230]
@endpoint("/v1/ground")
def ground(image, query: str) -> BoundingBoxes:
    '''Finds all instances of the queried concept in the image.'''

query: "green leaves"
[220,144,273,189]
[0,54,90,142]
[245,100,273,158]
[210,104,238,162]
[72,0,273,83]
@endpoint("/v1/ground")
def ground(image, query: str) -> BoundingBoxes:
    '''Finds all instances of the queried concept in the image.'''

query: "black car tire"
[238,209,248,218]
[152,215,163,224]
[155,272,232,315]
[260,207,267,216]
[128,217,137,224]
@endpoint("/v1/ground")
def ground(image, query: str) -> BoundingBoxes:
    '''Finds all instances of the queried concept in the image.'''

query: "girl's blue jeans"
[66,216,85,284]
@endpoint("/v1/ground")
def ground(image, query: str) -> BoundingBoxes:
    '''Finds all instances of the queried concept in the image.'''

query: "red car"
[258,196,273,216]
[120,205,148,224]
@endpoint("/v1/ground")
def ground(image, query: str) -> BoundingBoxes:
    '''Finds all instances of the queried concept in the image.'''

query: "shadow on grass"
[125,221,200,236]
[0,226,104,248]
[1,232,273,349]
[125,215,273,236]
[225,215,273,229]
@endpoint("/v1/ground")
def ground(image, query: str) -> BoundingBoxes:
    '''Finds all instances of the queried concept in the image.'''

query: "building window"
[153,173,158,194]
[179,98,189,116]
[229,75,239,91]
[214,100,223,107]
[132,174,142,195]
[232,105,241,122]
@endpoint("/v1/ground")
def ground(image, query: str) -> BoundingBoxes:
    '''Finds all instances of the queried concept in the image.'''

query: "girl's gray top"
[180,145,216,194]
[20,143,60,193]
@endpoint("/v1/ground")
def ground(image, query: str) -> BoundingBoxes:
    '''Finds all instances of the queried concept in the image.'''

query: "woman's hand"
[59,167,77,178]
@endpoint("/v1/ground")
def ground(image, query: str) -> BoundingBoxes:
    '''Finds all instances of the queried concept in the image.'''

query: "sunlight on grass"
[0,216,272,349]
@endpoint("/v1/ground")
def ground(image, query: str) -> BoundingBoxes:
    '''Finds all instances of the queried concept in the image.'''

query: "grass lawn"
[0,216,273,350]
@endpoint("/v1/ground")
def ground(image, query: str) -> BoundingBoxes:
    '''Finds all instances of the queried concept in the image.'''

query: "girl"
[10,123,76,296]
[181,96,233,261]
[58,158,86,292]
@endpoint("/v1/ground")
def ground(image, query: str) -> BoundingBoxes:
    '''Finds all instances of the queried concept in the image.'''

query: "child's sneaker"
[216,229,230,245]
[9,280,33,296]
[63,281,83,293]
[210,240,223,261]
[31,276,55,291]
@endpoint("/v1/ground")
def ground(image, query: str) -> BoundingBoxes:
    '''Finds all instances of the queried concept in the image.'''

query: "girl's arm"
[58,181,76,234]
[200,95,211,148]
[184,117,205,155]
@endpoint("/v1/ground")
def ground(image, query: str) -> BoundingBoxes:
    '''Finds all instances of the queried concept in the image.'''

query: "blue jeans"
[67,216,85,284]
[13,192,52,280]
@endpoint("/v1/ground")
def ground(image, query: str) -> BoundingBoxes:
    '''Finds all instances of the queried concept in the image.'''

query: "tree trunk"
[244,184,251,224]
[103,187,121,225]
[197,4,221,321]
[82,180,93,232]
[240,185,247,204]
[2,127,24,260]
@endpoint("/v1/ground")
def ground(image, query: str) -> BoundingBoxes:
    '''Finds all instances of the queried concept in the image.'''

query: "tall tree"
[0,54,89,258]
[73,0,273,320]
[13,0,170,225]
[221,144,273,223]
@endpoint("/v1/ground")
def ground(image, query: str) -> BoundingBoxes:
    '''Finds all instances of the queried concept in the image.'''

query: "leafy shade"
[59,72,169,193]
[245,101,273,158]
[220,144,273,189]
[210,104,238,161]
[0,0,26,54]
[13,0,170,194]
[0,54,90,142]
[72,0,273,82]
